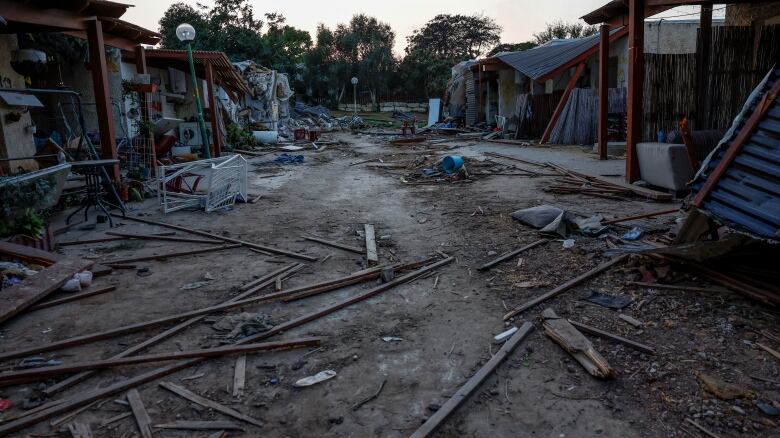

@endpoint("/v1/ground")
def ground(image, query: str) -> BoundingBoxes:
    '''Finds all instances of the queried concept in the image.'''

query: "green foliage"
[226,122,256,147]
[533,20,598,45]
[158,1,311,78]
[0,209,45,238]
[406,14,502,59]
[487,41,538,57]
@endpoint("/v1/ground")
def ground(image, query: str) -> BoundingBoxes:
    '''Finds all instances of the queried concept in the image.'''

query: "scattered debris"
[541,309,616,379]
[583,291,633,309]
[293,370,337,388]
[696,372,756,400]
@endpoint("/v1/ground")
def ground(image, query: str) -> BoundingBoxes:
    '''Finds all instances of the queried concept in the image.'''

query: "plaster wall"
[0,35,37,173]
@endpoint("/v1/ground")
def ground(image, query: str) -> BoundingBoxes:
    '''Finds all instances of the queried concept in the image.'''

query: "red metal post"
[540,62,586,144]
[204,61,222,157]
[86,19,119,180]
[626,0,645,182]
[598,24,610,160]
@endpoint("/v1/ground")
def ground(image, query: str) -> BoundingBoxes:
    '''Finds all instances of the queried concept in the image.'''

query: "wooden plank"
[626,281,728,294]
[159,382,263,428]
[364,224,378,265]
[232,355,246,398]
[477,239,549,271]
[540,62,586,144]
[112,215,318,261]
[154,421,243,431]
[503,255,628,320]
[99,412,133,428]
[602,208,680,225]
[410,322,534,438]
[625,0,645,183]
[68,421,93,438]
[0,258,93,324]
[240,263,300,291]
[105,232,224,245]
[56,237,127,246]
[102,244,242,265]
[542,309,616,379]
[302,236,364,254]
[126,389,153,438]
[598,24,609,160]
[0,241,61,266]
[28,286,118,311]
[757,343,780,362]
[569,320,655,355]
[0,338,322,382]
[1,258,453,433]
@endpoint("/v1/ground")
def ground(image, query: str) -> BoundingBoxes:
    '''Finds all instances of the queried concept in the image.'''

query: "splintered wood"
[126,389,153,438]
[542,309,616,379]
[233,355,247,397]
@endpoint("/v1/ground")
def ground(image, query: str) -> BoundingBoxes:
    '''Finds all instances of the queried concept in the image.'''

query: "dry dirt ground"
[1,132,779,437]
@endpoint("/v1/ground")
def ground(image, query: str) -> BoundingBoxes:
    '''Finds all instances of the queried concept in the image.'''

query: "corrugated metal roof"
[491,29,621,81]
[691,68,780,241]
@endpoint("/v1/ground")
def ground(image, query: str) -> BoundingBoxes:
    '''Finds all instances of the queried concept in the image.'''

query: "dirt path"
[2,133,777,437]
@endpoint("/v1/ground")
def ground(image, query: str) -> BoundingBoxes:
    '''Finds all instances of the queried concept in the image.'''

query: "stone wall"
[338,102,429,113]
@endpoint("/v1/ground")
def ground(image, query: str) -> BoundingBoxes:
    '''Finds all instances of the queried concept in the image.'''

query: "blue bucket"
[442,155,464,174]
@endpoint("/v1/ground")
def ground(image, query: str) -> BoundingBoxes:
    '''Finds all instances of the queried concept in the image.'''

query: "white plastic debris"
[494,326,518,343]
[562,239,575,249]
[180,281,209,290]
[76,271,93,287]
[60,277,82,292]
[381,336,403,342]
[293,370,337,388]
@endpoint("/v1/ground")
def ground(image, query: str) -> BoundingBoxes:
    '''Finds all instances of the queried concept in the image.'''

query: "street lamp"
[176,23,211,159]
[350,77,358,119]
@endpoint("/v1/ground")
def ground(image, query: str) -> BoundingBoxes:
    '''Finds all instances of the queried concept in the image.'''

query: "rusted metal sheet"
[691,68,780,240]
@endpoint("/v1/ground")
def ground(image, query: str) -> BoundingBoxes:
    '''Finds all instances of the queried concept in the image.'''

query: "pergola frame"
[582,0,777,182]
[0,0,160,180]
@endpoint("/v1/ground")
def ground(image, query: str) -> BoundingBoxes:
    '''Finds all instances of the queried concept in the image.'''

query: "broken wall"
[0,35,37,173]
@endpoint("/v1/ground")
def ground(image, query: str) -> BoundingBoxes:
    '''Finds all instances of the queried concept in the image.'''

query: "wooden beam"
[0,3,92,31]
[477,239,549,271]
[126,389,153,438]
[540,62,586,144]
[693,77,780,206]
[542,309,616,378]
[569,320,655,355]
[602,207,680,225]
[503,255,628,320]
[625,0,645,183]
[28,285,118,311]
[0,259,93,325]
[410,322,534,438]
[86,19,119,180]
[537,27,628,83]
[302,236,364,254]
[102,244,242,265]
[112,215,318,262]
[0,338,322,383]
[159,382,263,428]
[697,2,713,128]
[232,355,246,398]
[204,61,221,157]
[104,231,224,245]
[154,421,243,431]
[598,24,610,160]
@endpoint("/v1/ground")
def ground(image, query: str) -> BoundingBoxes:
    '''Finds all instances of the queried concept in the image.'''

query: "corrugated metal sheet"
[492,30,620,81]
[465,69,476,126]
[691,68,780,240]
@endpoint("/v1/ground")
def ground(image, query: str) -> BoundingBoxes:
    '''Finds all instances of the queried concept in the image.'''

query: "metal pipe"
[185,42,211,159]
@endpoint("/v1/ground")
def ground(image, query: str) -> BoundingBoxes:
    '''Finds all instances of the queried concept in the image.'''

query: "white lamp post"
[350,77,358,118]
[176,23,211,159]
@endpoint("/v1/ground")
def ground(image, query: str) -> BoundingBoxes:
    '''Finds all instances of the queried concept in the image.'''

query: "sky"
[122,0,724,54]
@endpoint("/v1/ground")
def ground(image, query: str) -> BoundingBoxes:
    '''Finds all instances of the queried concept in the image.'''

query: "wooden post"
[540,62,585,144]
[697,2,713,129]
[626,0,645,183]
[598,24,610,160]
[86,19,119,180]
[204,61,221,157]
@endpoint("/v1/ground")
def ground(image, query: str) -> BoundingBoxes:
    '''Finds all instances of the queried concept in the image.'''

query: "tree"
[331,14,397,109]
[406,14,502,60]
[487,41,537,57]
[532,20,598,45]
[158,2,310,76]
